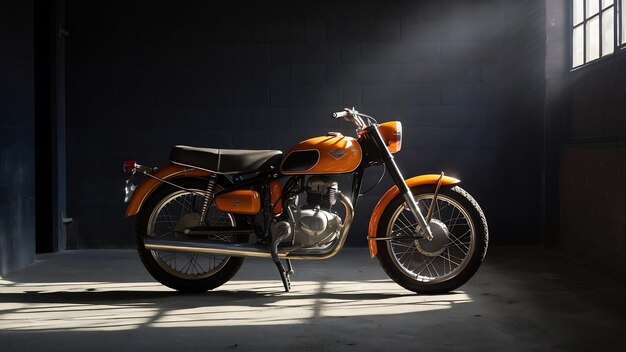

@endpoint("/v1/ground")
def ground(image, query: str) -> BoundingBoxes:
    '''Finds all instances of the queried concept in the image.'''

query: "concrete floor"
[1,247,625,352]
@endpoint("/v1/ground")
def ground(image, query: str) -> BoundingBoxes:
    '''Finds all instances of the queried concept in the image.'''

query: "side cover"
[367,174,461,257]
[215,190,261,215]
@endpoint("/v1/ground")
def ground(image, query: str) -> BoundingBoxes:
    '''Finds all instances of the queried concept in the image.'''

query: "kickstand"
[271,231,294,292]
[274,259,292,292]
[285,258,294,277]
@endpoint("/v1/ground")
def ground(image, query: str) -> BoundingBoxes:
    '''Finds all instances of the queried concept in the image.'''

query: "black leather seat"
[170,145,282,174]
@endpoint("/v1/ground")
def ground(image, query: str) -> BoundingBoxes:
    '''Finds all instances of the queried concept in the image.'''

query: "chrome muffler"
[143,192,354,260]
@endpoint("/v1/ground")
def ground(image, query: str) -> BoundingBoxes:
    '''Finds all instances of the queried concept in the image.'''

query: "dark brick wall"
[569,55,626,141]
[0,1,36,275]
[561,148,626,278]
[560,47,626,278]
[66,0,546,248]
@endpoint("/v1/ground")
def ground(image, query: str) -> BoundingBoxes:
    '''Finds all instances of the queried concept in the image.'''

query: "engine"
[304,176,338,210]
[271,176,343,248]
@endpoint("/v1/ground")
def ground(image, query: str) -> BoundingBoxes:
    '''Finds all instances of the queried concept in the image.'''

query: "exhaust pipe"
[143,192,354,260]
[144,237,280,258]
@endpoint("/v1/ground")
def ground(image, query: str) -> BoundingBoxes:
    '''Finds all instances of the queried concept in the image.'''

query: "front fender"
[367,174,461,257]
[125,164,212,217]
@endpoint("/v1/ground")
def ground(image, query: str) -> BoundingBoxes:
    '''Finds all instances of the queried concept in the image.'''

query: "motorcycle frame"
[125,119,460,258]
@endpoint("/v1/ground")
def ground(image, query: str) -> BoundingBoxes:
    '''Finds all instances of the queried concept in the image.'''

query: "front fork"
[368,127,434,241]
[384,157,434,241]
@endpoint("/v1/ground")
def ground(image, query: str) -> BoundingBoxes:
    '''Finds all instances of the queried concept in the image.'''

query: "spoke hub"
[174,212,201,239]
[414,219,449,257]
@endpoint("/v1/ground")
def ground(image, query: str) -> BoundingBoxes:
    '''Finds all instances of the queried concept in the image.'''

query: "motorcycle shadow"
[0,283,466,307]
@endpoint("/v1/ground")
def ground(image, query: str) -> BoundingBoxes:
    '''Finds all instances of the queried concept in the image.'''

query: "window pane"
[587,0,600,17]
[602,8,614,56]
[602,0,613,8]
[574,0,585,24]
[622,0,626,44]
[573,25,585,67]
[586,16,600,61]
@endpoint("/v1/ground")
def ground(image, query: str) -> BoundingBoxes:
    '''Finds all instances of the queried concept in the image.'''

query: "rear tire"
[376,185,488,294]
[136,178,245,293]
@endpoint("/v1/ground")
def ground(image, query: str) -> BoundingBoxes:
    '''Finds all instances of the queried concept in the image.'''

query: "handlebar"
[332,111,348,119]
[331,108,373,130]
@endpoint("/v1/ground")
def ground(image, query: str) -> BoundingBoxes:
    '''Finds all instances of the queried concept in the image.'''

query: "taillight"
[123,160,136,173]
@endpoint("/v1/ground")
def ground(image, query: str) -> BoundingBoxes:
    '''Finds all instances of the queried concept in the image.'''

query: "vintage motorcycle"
[123,108,488,293]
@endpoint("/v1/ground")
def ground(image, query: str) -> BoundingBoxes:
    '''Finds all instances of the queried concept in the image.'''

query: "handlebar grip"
[332,111,348,119]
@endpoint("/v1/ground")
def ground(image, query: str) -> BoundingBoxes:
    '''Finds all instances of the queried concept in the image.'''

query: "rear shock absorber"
[200,174,218,225]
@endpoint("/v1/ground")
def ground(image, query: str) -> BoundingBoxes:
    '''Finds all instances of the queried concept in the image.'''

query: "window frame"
[621,0,626,46]
[571,0,623,69]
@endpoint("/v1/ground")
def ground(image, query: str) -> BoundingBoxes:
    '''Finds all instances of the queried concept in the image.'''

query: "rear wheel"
[136,178,245,293]
[376,185,488,294]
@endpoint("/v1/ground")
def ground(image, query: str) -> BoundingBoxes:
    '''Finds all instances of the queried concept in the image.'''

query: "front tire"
[136,178,245,293]
[376,185,488,294]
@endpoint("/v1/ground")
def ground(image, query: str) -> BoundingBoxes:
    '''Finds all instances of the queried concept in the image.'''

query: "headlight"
[379,121,402,153]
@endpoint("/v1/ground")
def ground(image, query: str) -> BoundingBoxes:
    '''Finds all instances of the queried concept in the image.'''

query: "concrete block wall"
[66,0,546,248]
[0,1,36,275]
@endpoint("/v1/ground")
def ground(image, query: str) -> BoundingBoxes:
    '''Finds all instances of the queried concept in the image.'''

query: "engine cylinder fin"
[305,176,338,210]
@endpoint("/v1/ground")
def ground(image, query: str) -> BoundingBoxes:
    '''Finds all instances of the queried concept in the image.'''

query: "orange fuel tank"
[280,133,362,175]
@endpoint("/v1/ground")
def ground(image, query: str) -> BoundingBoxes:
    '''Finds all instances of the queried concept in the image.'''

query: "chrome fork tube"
[384,157,433,241]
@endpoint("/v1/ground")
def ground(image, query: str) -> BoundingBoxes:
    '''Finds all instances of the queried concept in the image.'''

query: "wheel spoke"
[418,256,436,277]
[395,245,417,258]
[391,240,418,249]
[180,254,193,275]
[447,230,471,255]
[393,212,414,231]
[439,249,463,268]
[401,246,417,262]
[447,209,466,232]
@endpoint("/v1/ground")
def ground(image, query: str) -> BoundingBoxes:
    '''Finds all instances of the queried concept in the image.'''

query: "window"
[572,0,622,68]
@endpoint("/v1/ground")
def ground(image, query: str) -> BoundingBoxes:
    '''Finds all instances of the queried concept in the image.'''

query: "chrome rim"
[147,186,236,280]
[386,193,475,284]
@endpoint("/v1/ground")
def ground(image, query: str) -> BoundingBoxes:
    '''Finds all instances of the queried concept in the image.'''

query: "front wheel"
[376,185,488,294]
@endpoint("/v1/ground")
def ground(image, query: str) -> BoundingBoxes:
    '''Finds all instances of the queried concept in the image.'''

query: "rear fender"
[125,164,213,217]
[367,174,461,257]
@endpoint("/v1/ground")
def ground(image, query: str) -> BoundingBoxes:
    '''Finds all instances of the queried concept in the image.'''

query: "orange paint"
[215,190,261,215]
[281,134,362,174]
[269,179,283,215]
[125,164,212,217]
[367,174,461,257]
[378,121,402,153]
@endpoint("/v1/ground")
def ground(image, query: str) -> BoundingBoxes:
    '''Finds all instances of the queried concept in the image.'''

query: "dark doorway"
[34,0,66,253]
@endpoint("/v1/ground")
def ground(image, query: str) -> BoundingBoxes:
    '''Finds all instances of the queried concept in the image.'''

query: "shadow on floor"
[1,247,625,351]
